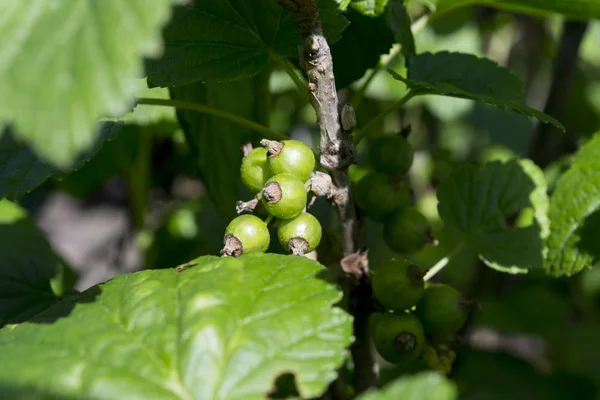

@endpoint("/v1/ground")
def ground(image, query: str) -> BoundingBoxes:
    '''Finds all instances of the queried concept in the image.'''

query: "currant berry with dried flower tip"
[370,312,425,365]
[416,283,470,336]
[277,212,322,255]
[221,215,269,257]
[384,207,431,254]
[372,258,425,311]
[261,139,315,182]
[369,134,414,179]
[261,173,307,219]
[354,172,411,221]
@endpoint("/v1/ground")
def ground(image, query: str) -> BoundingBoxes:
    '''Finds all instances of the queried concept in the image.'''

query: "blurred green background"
[11,3,600,399]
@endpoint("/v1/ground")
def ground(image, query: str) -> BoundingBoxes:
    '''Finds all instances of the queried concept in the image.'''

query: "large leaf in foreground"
[418,0,600,20]
[437,159,545,273]
[0,0,181,168]
[390,52,564,131]
[545,132,600,277]
[146,0,349,87]
[0,200,72,327]
[357,372,457,400]
[0,254,352,400]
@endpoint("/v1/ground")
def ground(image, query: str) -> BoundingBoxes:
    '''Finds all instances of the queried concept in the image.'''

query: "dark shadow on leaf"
[0,219,63,327]
[267,371,300,399]
[575,208,600,264]
[315,266,337,286]
[437,159,546,273]
[331,8,395,89]
[23,285,101,325]
[0,384,81,400]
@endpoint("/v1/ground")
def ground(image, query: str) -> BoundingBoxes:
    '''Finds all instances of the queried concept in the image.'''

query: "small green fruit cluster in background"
[352,133,432,254]
[369,258,469,371]
[222,139,322,257]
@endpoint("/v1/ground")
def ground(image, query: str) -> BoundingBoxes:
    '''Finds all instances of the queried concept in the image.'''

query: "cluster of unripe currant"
[369,258,471,372]
[221,139,322,257]
[352,133,432,254]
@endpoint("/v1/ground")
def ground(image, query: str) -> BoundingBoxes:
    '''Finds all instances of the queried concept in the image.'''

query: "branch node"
[308,171,333,198]
[340,250,369,281]
[341,104,357,132]
[260,138,283,157]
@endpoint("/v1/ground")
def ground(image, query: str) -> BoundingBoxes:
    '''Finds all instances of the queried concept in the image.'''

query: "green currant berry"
[354,172,410,221]
[369,135,414,178]
[415,283,469,336]
[384,207,431,254]
[261,173,307,219]
[261,139,315,182]
[372,259,424,311]
[241,147,272,193]
[221,215,269,257]
[370,312,425,365]
[277,212,322,255]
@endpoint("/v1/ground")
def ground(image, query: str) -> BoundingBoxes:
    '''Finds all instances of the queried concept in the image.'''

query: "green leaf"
[545,133,600,277]
[170,80,254,218]
[387,0,416,60]
[0,121,123,200]
[331,9,395,89]
[0,199,73,327]
[520,159,550,241]
[475,226,544,274]
[335,0,353,10]
[351,0,389,16]
[437,159,544,273]
[421,0,600,20]
[389,52,565,131]
[0,254,352,400]
[146,0,349,87]
[319,0,355,43]
[357,372,457,400]
[0,0,182,168]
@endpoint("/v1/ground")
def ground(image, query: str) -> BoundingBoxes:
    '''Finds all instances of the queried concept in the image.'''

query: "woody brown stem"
[278,0,373,394]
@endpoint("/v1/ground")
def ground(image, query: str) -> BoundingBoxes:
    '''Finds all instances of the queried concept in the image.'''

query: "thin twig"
[277,0,375,394]
[424,256,449,282]
[410,13,429,34]
[424,241,465,281]
[135,97,285,140]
